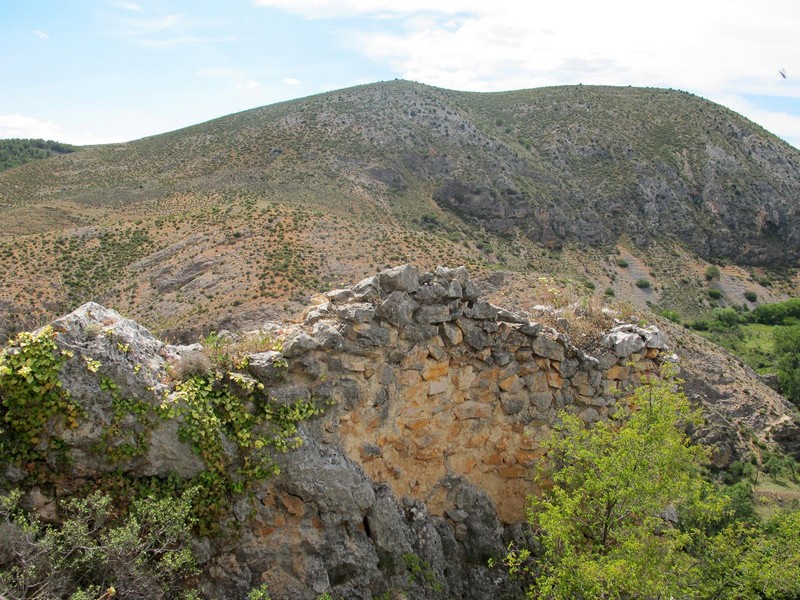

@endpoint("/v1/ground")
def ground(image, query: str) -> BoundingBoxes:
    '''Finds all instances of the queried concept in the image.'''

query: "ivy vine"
[0,326,81,463]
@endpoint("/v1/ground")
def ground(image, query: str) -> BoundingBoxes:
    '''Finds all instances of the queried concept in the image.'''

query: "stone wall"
[273,265,667,523]
[3,265,668,599]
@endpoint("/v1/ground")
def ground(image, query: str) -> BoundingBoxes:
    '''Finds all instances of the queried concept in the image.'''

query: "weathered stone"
[500,395,525,415]
[312,321,345,350]
[247,350,286,383]
[355,324,390,347]
[603,329,646,357]
[351,275,381,301]
[459,319,489,350]
[415,305,453,324]
[453,402,493,420]
[282,331,320,357]
[557,358,579,378]
[444,280,463,299]
[335,303,376,323]
[495,308,529,324]
[465,301,497,320]
[428,377,449,396]
[440,322,463,346]
[463,280,482,300]
[532,335,565,361]
[578,407,600,423]
[324,288,352,303]
[644,326,667,349]
[524,371,549,392]
[415,282,449,304]
[519,322,542,337]
[499,374,523,393]
[375,291,417,327]
[378,264,420,293]
[607,364,630,381]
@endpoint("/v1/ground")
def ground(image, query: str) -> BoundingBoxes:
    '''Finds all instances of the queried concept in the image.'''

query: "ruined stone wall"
[268,265,667,523]
[5,265,668,599]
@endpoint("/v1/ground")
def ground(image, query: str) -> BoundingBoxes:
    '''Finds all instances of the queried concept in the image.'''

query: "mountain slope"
[0,80,798,337]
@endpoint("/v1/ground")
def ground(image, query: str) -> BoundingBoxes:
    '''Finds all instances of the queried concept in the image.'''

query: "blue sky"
[1,0,799,148]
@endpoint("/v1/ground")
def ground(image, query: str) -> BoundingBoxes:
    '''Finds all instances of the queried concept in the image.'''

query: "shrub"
[774,324,800,405]
[708,289,722,299]
[659,309,681,323]
[744,291,757,302]
[0,489,199,599]
[604,287,615,297]
[705,265,721,281]
[635,279,650,289]
[753,298,800,325]
[712,307,739,327]
[616,259,629,268]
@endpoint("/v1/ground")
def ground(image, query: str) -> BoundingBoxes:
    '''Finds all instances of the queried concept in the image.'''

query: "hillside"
[0,80,799,338]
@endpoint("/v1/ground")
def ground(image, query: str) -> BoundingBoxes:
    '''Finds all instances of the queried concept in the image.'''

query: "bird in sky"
[779,68,787,79]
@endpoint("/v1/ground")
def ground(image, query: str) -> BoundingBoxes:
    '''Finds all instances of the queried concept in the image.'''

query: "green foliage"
[744,290,757,302]
[161,369,324,532]
[658,309,681,323]
[603,287,615,297]
[705,264,721,281]
[635,278,650,289]
[774,324,800,405]
[0,326,81,462]
[0,488,199,599]
[497,369,800,599]
[753,297,800,325]
[402,553,443,593]
[247,584,273,600]
[615,259,629,268]
[708,288,722,300]
[0,138,78,171]
[711,307,739,327]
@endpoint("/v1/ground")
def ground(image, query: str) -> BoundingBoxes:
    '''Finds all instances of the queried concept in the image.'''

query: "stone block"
[453,401,493,420]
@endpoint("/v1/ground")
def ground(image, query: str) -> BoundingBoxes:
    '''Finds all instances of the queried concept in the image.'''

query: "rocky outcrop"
[2,266,674,599]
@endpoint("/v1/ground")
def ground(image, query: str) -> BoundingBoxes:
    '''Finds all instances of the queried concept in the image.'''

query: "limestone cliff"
[3,265,794,599]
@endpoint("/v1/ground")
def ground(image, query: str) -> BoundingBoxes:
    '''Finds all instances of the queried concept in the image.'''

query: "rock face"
[0,266,693,599]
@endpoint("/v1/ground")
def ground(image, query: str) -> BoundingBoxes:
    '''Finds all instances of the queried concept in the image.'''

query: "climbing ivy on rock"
[0,326,81,463]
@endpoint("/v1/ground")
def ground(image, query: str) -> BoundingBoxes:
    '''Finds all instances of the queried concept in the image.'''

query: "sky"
[1,0,799,148]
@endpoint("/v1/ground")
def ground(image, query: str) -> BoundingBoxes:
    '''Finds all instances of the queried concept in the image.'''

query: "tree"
[774,324,800,405]
[498,367,800,599]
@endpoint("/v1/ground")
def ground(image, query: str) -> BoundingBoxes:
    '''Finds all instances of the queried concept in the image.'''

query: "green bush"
[494,368,800,600]
[774,325,800,405]
[0,489,199,599]
[635,279,650,289]
[753,298,800,325]
[659,309,681,323]
[705,265,721,281]
[744,291,757,302]
[708,289,722,299]
[616,259,629,268]
[604,287,615,297]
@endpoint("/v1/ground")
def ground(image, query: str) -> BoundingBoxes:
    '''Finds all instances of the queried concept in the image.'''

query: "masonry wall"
[266,264,667,522]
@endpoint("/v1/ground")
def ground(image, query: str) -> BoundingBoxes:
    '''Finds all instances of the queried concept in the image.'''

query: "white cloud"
[282,77,301,85]
[237,80,262,90]
[253,0,800,146]
[252,0,487,18]
[114,2,143,12]
[32,29,49,40]
[0,114,62,139]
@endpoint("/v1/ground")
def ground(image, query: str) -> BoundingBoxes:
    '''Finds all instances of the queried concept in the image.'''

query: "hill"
[0,80,798,338]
